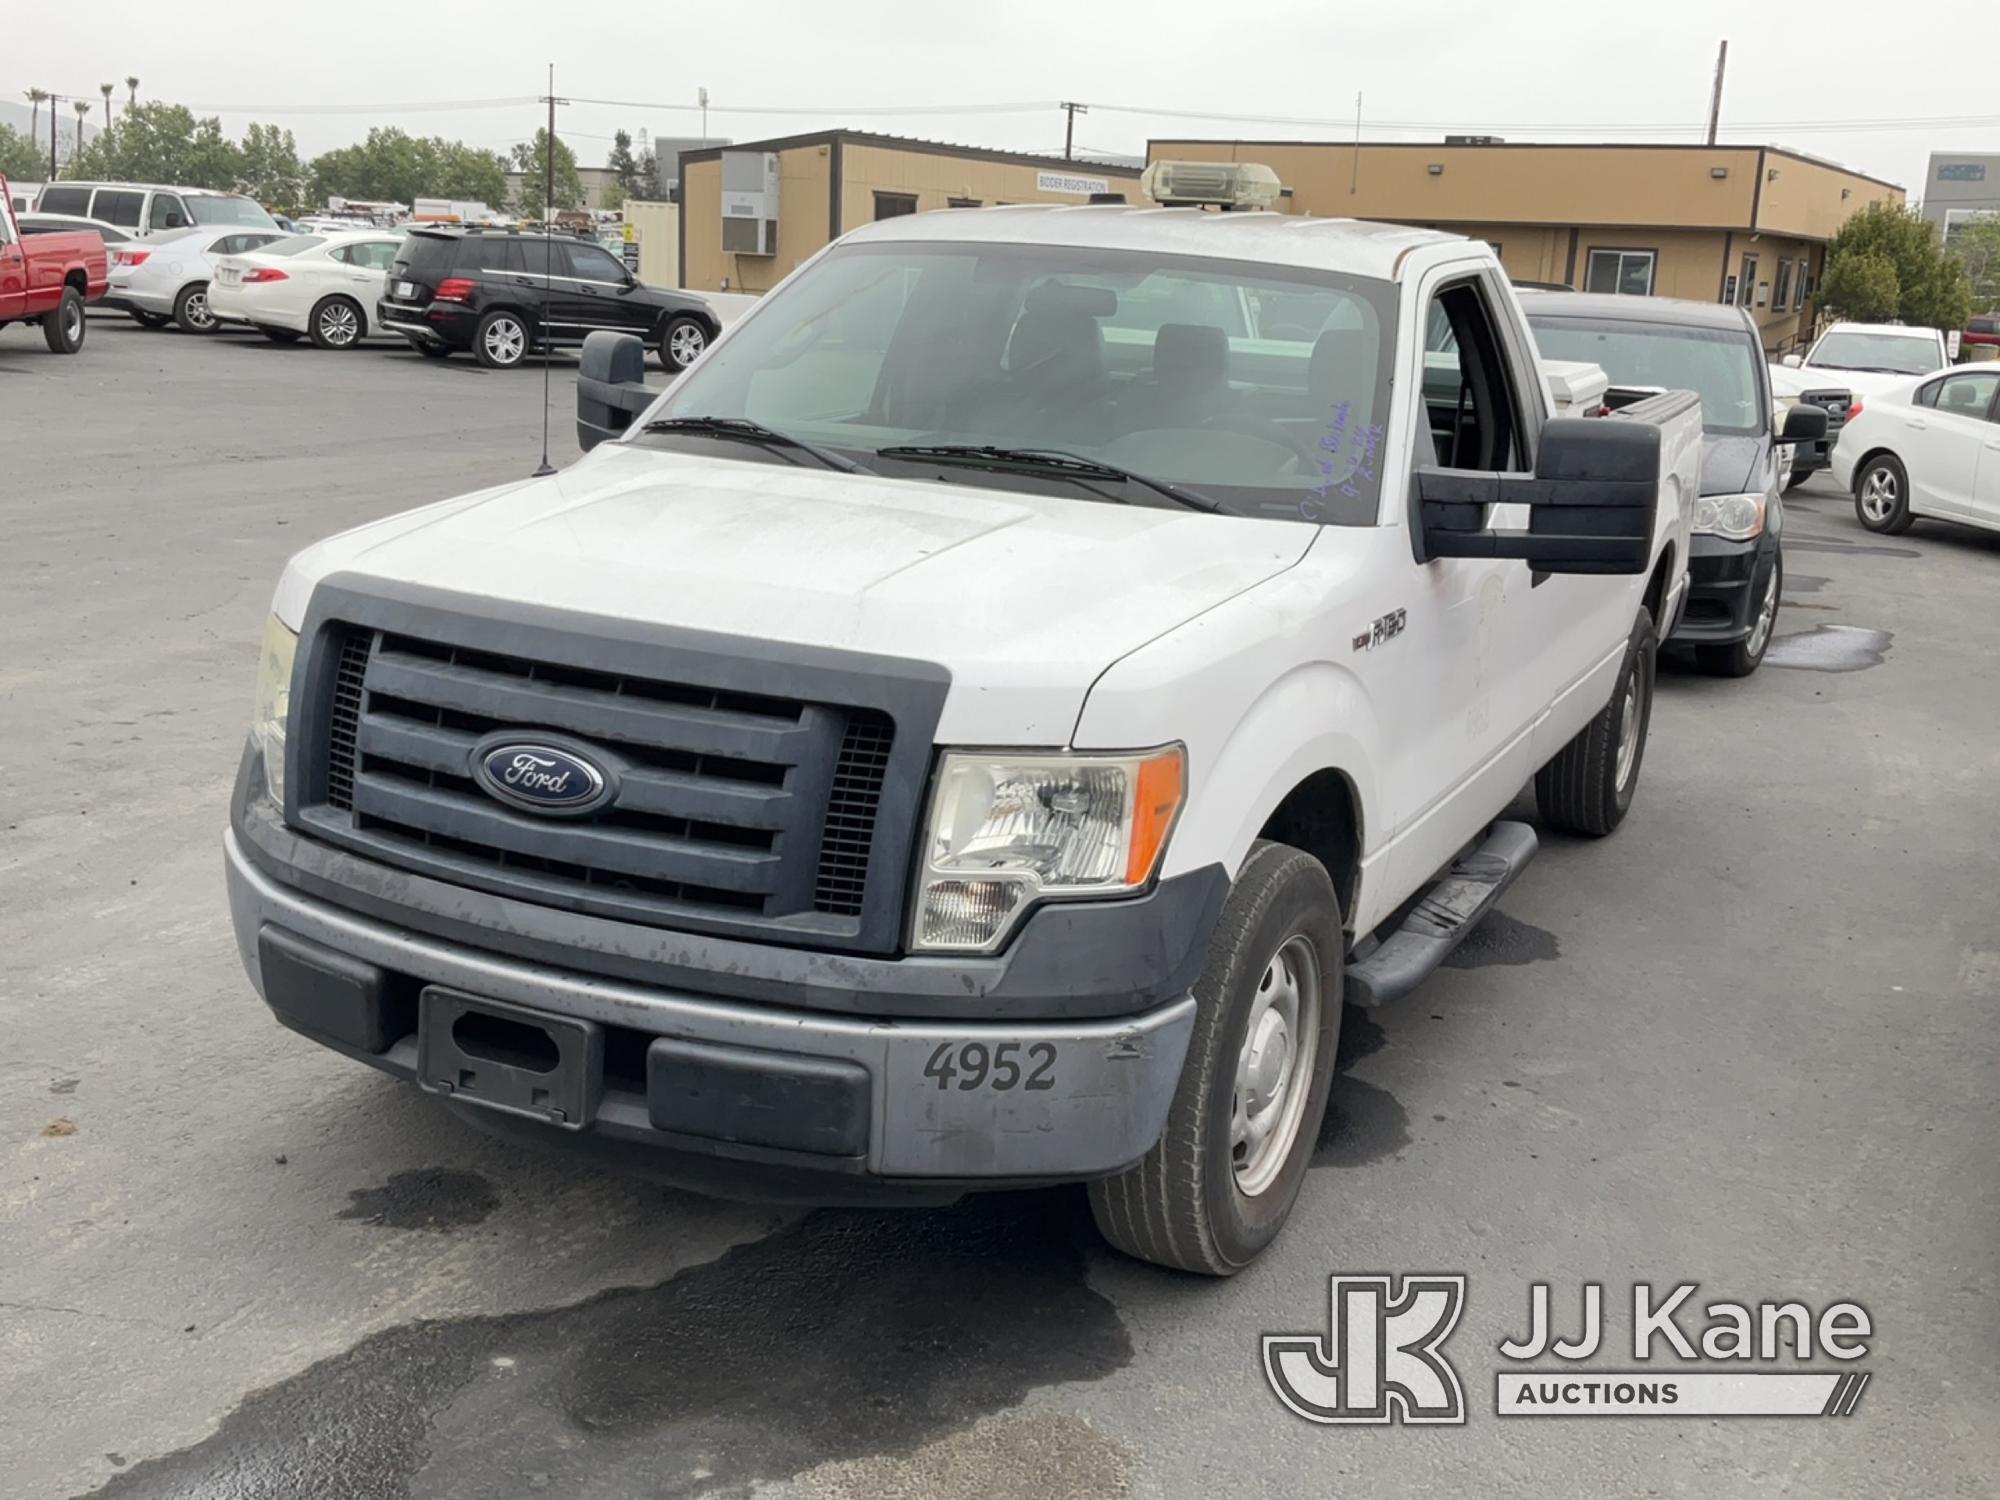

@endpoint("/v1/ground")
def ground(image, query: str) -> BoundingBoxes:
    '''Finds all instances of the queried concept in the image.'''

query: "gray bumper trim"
[227,829,1195,1180]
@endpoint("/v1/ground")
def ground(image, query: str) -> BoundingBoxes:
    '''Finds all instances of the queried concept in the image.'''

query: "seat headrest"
[1025,280,1118,317]
[1152,323,1228,388]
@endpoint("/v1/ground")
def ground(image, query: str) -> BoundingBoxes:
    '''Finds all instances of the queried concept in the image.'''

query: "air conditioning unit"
[720,150,779,256]
[1139,159,1282,211]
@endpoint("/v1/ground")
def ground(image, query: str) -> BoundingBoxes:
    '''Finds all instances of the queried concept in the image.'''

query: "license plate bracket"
[416,987,602,1130]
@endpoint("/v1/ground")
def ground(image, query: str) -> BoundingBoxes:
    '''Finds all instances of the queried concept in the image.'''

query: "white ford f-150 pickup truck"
[227,204,1699,1273]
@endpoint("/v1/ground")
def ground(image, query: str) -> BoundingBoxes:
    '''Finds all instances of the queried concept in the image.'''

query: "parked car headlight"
[1693,492,1767,541]
[252,615,299,806]
[911,747,1186,952]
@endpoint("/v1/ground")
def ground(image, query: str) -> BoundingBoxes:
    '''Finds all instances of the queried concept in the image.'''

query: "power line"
[564,94,1052,118]
[1086,100,2000,136]
[183,95,538,114]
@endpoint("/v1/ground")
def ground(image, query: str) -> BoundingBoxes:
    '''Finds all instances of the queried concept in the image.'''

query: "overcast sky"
[10,0,1999,192]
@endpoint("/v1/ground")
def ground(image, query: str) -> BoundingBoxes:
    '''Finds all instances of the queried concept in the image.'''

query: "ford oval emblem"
[470,738,613,816]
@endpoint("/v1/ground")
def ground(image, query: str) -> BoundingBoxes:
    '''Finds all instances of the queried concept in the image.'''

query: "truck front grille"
[298,614,927,953]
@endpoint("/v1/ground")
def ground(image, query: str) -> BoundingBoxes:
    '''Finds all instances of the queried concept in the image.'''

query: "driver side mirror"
[1417,417,1662,575]
[1780,404,1828,445]
[576,330,655,451]
[1780,353,1803,368]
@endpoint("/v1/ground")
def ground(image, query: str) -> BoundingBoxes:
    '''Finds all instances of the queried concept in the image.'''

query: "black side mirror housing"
[1780,404,1829,445]
[576,331,654,451]
[1418,416,1663,575]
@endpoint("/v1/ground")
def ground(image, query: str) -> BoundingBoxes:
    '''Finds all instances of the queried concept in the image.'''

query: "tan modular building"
[1149,140,1904,353]
[679,130,1145,295]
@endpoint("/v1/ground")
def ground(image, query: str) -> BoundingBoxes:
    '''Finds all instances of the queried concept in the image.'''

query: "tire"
[173,282,217,335]
[474,309,529,369]
[659,313,709,371]
[1089,840,1343,1275]
[130,309,171,329]
[1781,467,1809,495]
[1854,454,1914,535]
[415,342,453,360]
[1697,548,1780,678]
[43,287,86,353]
[1536,607,1657,837]
[308,296,364,350]
[260,326,303,344]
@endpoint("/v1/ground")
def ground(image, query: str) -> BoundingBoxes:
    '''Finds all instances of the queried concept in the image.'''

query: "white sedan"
[106,225,287,333]
[1832,365,2000,536]
[208,230,406,349]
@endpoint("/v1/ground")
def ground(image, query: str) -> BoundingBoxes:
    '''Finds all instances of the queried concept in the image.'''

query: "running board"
[1345,821,1539,1008]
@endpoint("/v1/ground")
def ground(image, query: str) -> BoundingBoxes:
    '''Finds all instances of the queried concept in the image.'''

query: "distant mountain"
[0,99,98,171]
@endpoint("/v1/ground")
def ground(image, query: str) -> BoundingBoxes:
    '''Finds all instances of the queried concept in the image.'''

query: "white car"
[1781,321,1952,404]
[209,231,406,349]
[106,226,287,333]
[1832,364,2000,536]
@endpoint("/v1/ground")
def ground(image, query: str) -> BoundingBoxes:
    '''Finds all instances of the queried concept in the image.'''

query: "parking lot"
[4,320,1996,1498]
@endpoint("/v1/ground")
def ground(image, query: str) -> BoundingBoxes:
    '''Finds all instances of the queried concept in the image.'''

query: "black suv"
[377,228,719,370]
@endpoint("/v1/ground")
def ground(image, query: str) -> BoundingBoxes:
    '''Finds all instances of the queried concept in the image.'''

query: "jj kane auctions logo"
[1264,1277,1872,1423]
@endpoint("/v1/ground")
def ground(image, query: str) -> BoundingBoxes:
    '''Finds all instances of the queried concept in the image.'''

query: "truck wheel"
[659,314,708,371]
[1536,607,1656,837]
[173,283,217,335]
[43,287,86,353]
[1089,840,1343,1275]
[474,310,529,368]
[308,296,364,349]
[1697,551,1780,678]
[1854,455,1914,535]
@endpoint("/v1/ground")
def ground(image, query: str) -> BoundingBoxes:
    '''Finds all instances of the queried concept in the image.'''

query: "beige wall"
[623,199,680,288]
[1756,151,1903,239]
[682,140,1143,294]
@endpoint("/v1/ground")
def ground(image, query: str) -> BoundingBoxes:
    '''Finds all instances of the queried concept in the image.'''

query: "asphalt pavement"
[2,318,1995,1498]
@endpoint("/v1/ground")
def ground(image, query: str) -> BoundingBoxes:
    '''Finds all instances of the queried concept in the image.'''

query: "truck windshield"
[1528,316,1767,436]
[1807,331,1943,375]
[644,240,1399,525]
[187,195,279,230]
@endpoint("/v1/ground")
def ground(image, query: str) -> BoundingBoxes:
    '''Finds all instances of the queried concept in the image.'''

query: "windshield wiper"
[873,445,1222,513]
[639,416,873,475]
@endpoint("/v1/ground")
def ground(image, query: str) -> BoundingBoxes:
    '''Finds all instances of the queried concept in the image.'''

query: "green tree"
[237,123,304,210]
[606,129,643,197]
[509,129,584,216]
[305,128,507,211]
[1949,218,2000,312]
[66,101,241,189]
[0,123,45,184]
[1820,201,1973,333]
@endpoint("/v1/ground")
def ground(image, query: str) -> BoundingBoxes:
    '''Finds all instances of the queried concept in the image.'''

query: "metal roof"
[841,204,1468,280]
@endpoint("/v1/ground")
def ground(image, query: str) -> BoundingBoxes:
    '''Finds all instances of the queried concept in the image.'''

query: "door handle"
[1904,419,1927,431]
[1985,440,2000,452]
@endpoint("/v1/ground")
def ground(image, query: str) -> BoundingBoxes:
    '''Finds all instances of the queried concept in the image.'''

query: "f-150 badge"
[1353,609,1407,652]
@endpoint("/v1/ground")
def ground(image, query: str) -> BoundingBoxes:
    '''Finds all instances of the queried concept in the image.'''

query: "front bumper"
[1673,531,1778,645]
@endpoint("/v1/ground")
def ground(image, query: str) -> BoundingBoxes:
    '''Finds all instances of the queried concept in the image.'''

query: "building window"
[1796,267,1814,311]
[874,192,918,220]
[946,197,982,208]
[1773,259,1794,312]
[1584,248,1656,296]
[1721,273,1738,305]
[1738,254,1758,308]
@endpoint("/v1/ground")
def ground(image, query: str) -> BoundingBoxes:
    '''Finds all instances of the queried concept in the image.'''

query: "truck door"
[1381,270,1546,895]
[0,196,23,321]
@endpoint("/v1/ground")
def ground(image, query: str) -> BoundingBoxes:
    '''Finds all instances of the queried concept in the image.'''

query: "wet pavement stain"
[1784,572,1831,593]
[1314,1008,1410,1168]
[336,1168,499,1232]
[80,1195,1130,1500]
[1783,533,1921,559]
[1765,624,1894,674]
[1443,912,1560,969]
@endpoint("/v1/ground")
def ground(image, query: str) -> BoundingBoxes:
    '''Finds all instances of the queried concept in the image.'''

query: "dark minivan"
[378,228,719,370]
[1524,291,1826,679]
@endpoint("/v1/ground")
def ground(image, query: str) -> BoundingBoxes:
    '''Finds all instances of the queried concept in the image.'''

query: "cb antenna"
[532,62,565,478]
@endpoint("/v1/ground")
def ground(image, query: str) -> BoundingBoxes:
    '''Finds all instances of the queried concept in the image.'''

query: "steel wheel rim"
[1614,677,1641,792]
[486,318,524,363]
[1860,469,1897,522]
[669,323,705,365]
[320,303,358,345]
[185,291,213,329]
[1231,933,1321,1197]
[1747,562,1779,658]
[64,300,82,341]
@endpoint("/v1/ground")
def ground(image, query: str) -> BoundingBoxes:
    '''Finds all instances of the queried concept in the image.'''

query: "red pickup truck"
[0,174,109,353]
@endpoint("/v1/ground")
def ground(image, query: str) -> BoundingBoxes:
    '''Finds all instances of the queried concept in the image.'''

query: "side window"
[39,186,92,215]
[1914,379,1942,409]
[516,238,553,277]
[565,243,627,282]
[1935,371,2000,420]
[96,190,144,228]
[874,192,917,220]
[149,193,188,231]
[211,234,242,256]
[466,237,519,273]
[330,243,359,265]
[1422,280,1526,473]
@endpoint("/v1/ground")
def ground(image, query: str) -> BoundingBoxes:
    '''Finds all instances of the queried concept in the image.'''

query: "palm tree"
[100,83,113,131]
[26,88,45,142]
[126,76,140,107]
[71,99,90,162]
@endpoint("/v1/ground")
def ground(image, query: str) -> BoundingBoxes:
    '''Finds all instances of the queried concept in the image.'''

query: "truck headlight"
[911,747,1186,953]
[252,615,299,806]
[1693,493,1767,541]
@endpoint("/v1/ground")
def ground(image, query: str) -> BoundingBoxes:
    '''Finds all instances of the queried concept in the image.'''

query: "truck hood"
[277,444,1316,743]
[1700,434,1769,496]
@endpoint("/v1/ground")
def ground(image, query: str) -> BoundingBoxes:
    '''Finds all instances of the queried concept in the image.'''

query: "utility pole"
[699,86,709,141]
[533,64,565,479]
[48,93,60,179]
[1061,101,1088,161]
[1706,40,1728,146]
[1351,92,1362,194]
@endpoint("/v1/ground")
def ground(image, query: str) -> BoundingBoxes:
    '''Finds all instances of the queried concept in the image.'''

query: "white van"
[32,181,278,238]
